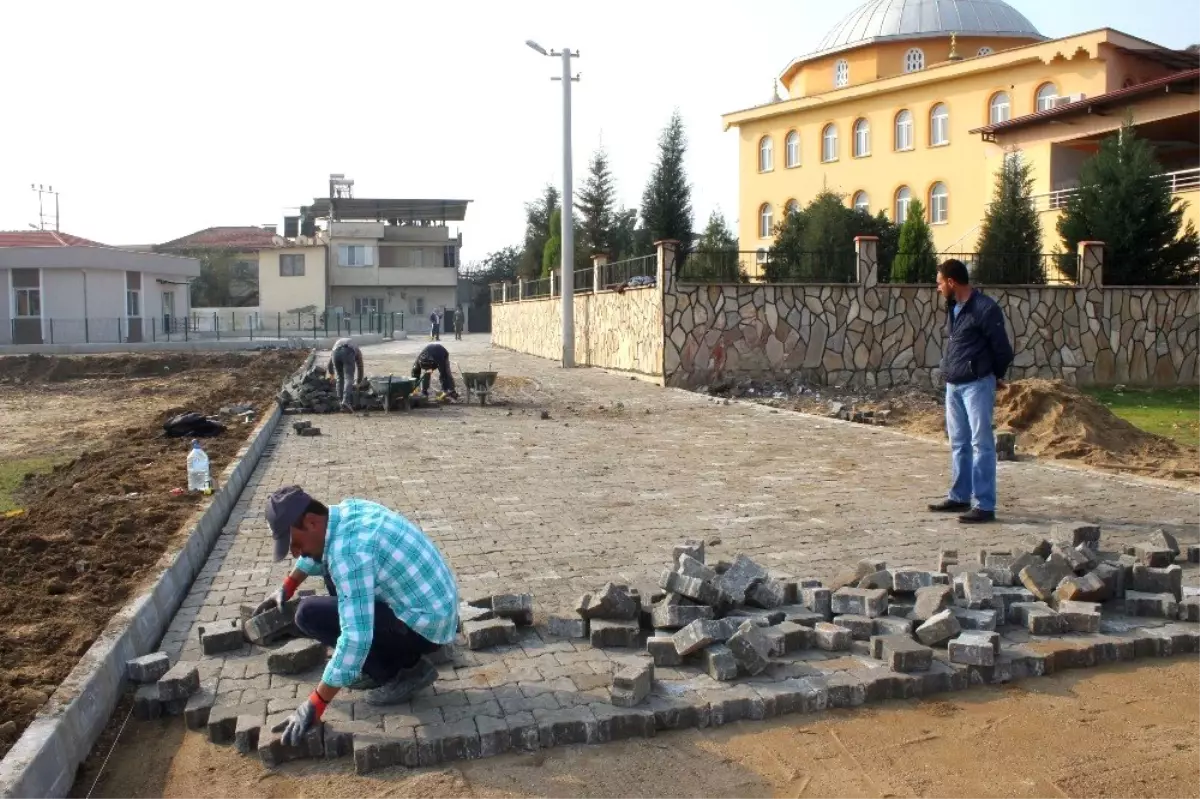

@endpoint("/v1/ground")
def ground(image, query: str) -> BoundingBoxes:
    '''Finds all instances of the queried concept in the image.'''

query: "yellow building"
[722,0,1200,279]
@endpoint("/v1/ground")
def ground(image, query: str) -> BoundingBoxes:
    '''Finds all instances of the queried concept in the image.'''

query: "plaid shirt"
[294,499,459,687]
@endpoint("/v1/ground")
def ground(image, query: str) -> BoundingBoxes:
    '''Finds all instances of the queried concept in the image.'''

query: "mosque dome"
[815,0,1043,55]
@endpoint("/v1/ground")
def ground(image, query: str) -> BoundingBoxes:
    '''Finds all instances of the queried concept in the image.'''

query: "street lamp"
[527,39,580,368]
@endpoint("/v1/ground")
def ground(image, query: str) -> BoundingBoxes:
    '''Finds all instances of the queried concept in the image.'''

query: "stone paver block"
[490,593,534,626]
[353,728,418,774]
[1055,544,1093,575]
[949,631,1000,666]
[1180,596,1200,623]
[857,570,893,590]
[936,549,958,573]
[830,587,887,618]
[871,634,933,672]
[814,622,852,651]
[1092,562,1125,599]
[505,711,540,752]
[1055,600,1101,633]
[673,539,706,565]
[715,554,770,603]
[1187,545,1200,564]
[322,721,380,760]
[762,621,809,656]
[535,706,598,748]
[590,618,641,648]
[651,599,713,629]
[701,644,739,680]
[1025,536,1053,558]
[591,703,656,742]
[1007,551,1043,583]
[127,652,171,684]
[856,558,888,578]
[133,684,161,721]
[832,614,874,641]
[464,618,517,650]
[1019,558,1070,602]
[950,607,998,631]
[583,583,639,620]
[727,621,772,676]
[646,635,683,666]
[244,606,295,646]
[458,603,495,630]
[259,712,326,767]
[1123,590,1180,619]
[672,618,727,656]
[777,604,825,627]
[546,615,588,638]
[913,585,954,621]
[800,587,833,619]
[184,682,216,730]
[872,616,914,637]
[703,684,766,726]
[959,572,994,608]
[611,660,654,707]
[199,619,244,656]
[823,672,868,708]
[658,570,708,603]
[157,661,200,701]
[890,570,934,593]
[644,695,710,731]
[915,609,961,646]
[415,719,481,766]
[1010,602,1066,635]
[1148,529,1180,556]
[1131,565,1183,601]
[234,712,265,754]
[1133,542,1175,568]
[676,554,716,581]
[1052,522,1101,549]
[748,580,788,609]
[1055,572,1108,603]
[267,639,325,675]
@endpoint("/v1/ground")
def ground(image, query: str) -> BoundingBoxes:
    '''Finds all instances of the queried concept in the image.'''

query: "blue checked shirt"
[294,499,459,688]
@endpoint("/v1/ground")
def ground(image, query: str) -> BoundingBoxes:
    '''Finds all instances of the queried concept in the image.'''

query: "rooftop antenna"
[31,184,59,231]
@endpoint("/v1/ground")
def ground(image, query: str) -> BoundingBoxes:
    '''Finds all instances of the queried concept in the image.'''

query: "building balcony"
[1033,166,1200,211]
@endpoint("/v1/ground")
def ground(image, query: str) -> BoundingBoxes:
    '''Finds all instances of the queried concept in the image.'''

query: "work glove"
[273,692,326,746]
[253,586,287,617]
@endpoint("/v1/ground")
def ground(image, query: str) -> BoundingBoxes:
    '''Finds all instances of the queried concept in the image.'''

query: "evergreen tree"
[681,210,744,281]
[765,191,898,282]
[1057,121,1199,285]
[519,185,559,280]
[891,198,938,283]
[542,207,562,278]
[974,150,1044,284]
[575,148,617,258]
[640,109,693,245]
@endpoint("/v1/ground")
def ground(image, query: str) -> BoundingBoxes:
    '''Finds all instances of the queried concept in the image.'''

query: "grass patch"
[1084,386,1200,446]
[0,457,61,514]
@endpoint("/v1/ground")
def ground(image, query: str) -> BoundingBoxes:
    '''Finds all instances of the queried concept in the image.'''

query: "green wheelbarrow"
[461,371,499,406]
[367,375,417,412]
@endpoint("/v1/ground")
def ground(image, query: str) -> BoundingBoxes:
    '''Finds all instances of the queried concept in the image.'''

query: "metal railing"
[597,254,656,288]
[573,265,594,295]
[753,250,858,284]
[1033,166,1200,211]
[675,249,752,283]
[885,252,1077,285]
[522,277,551,299]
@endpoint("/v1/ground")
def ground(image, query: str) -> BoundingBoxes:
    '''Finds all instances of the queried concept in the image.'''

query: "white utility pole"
[527,40,580,368]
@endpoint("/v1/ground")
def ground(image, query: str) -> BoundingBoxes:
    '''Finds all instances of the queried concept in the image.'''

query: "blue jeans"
[945,375,997,512]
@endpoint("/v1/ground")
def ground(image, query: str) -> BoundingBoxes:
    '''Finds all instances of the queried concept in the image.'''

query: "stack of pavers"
[137,525,1197,775]
[277,365,384,414]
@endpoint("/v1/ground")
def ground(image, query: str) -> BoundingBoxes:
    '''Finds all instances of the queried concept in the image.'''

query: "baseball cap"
[265,485,312,562]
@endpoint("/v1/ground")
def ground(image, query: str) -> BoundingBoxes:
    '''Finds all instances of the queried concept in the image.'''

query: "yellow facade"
[258,245,327,313]
[725,27,1198,279]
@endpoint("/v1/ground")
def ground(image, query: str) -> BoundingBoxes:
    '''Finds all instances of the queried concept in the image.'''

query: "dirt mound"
[0,350,301,384]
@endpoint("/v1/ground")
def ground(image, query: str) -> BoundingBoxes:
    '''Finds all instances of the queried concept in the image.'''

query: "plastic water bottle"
[187,440,211,493]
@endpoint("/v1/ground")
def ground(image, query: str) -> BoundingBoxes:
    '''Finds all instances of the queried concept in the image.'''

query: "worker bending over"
[326,337,365,412]
[411,342,458,399]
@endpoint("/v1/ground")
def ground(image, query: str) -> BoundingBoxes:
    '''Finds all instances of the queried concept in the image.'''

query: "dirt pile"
[0,350,305,759]
[0,349,301,384]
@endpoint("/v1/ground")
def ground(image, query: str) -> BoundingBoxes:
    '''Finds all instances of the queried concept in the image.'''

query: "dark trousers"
[418,357,455,395]
[293,573,438,681]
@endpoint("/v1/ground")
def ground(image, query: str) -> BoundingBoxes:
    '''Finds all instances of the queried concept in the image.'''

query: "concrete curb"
[0,333,384,355]
[0,402,285,798]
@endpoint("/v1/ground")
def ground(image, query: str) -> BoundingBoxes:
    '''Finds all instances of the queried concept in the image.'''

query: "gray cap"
[265,485,312,562]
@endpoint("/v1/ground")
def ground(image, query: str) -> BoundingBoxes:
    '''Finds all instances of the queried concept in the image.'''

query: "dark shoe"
[364,657,438,706]
[929,499,971,513]
[346,674,382,691]
[958,508,996,524]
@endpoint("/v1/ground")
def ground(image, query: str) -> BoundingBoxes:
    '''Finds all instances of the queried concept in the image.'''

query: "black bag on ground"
[163,412,226,438]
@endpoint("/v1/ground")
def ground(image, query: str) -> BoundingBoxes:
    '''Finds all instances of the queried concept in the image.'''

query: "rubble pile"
[277,365,384,414]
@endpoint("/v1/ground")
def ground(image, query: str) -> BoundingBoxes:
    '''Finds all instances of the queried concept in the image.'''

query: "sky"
[1,0,1196,263]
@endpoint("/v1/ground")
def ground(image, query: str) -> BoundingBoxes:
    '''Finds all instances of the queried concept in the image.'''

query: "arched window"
[930,103,949,146]
[904,48,925,73]
[989,92,1011,124]
[852,191,870,213]
[894,109,914,151]
[758,136,773,172]
[821,123,838,162]
[785,130,800,168]
[853,118,871,157]
[834,59,850,88]
[977,47,994,57]
[785,199,800,216]
[759,203,774,238]
[1035,82,1058,112]
[929,182,948,224]
[894,186,912,224]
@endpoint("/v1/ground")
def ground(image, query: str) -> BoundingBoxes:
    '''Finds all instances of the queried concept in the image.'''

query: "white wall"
[0,270,10,344]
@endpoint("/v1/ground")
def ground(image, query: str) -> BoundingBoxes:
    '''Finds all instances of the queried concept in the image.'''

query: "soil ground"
[73,658,1199,799]
[0,350,305,758]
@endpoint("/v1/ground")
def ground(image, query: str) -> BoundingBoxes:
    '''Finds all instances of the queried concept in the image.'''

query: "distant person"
[928,259,1014,524]
[429,310,440,341]
[326,337,364,413]
[453,306,464,340]
[411,342,458,400]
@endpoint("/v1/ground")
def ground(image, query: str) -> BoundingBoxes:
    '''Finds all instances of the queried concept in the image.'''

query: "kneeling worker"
[255,485,460,745]
[326,337,365,412]
[411,342,458,399]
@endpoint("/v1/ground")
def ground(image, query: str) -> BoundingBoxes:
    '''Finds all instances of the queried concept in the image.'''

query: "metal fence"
[675,249,751,283]
[680,250,857,284]
[597,254,656,288]
[916,252,1079,286]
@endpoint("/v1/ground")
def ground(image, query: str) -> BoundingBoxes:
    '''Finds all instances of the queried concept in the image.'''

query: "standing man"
[928,259,1014,524]
[453,306,465,341]
[255,485,460,745]
[326,337,365,413]
[429,309,441,341]
[411,342,458,399]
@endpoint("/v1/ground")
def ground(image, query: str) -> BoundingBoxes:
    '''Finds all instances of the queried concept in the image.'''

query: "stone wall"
[491,285,663,375]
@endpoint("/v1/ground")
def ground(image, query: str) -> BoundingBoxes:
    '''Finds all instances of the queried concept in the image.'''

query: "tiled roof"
[158,226,279,251]
[0,230,106,247]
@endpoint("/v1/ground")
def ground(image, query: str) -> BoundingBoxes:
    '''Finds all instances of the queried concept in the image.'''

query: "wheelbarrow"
[367,375,417,412]
[461,371,499,406]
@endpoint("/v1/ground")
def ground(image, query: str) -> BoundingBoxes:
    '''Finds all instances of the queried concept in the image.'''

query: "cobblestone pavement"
[155,335,1198,766]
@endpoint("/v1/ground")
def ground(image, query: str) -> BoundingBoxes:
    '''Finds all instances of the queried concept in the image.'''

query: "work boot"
[346,674,382,691]
[928,499,971,513]
[364,657,438,706]
[958,508,996,524]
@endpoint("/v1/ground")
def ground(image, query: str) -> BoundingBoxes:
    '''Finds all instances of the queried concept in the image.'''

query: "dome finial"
[948,32,962,60]
[770,79,782,103]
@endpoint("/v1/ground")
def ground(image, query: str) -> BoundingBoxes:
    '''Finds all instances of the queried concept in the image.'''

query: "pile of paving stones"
[276,365,386,414]
[129,524,1199,775]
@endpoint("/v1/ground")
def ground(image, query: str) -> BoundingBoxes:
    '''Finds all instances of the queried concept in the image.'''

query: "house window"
[904,48,925,73]
[125,271,140,317]
[785,131,800,167]
[834,59,849,87]
[989,92,1011,124]
[930,182,948,224]
[895,186,912,224]
[353,297,383,315]
[930,103,949,145]
[853,118,870,157]
[279,253,306,276]
[852,191,870,213]
[443,244,458,268]
[15,288,41,317]
[759,203,774,238]
[1035,82,1058,112]
[894,109,914,151]
[758,136,773,172]
[821,123,838,162]
[412,296,426,315]
[755,248,768,265]
[410,249,425,268]
[977,47,994,56]
[785,199,800,216]
[337,244,374,267]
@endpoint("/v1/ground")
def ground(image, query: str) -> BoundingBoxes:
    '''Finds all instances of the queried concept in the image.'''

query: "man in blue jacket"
[928,259,1014,524]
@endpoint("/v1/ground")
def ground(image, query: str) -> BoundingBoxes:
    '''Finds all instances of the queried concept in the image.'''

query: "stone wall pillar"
[654,239,681,291]
[592,253,608,293]
[1077,241,1105,289]
[501,283,509,303]
[855,236,879,288]
[515,278,523,301]
[550,270,557,297]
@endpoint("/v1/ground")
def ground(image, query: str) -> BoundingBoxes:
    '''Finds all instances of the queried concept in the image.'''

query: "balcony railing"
[1034,166,1200,211]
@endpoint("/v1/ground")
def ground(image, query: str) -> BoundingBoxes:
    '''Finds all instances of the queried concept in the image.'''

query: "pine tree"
[681,210,743,281]
[1057,121,1199,285]
[519,185,559,280]
[974,150,1044,284]
[891,198,938,283]
[575,148,617,258]
[542,207,562,278]
[640,109,694,245]
[765,191,900,282]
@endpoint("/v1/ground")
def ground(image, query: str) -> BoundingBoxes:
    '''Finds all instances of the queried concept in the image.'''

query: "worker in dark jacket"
[928,259,1014,524]
[326,338,365,412]
[411,343,458,399]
